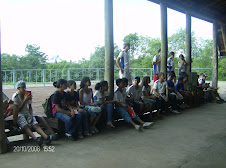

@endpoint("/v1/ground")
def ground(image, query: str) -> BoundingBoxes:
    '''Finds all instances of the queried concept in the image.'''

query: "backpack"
[42,91,57,118]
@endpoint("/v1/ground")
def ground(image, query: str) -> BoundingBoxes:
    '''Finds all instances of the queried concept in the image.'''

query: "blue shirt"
[167,80,174,93]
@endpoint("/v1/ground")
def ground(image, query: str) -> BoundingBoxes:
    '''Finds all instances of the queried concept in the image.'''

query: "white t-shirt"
[12,92,32,115]
[118,50,130,71]
[153,55,161,74]
[167,57,175,71]
[126,85,142,101]
[93,90,108,105]
[142,85,151,96]
[153,80,168,94]
[178,61,186,72]
[114,87,127,107]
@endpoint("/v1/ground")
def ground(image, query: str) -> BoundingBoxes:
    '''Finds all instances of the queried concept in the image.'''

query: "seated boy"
[198,73,225,104]
[153,72,180,114]
[114,78,154,131]
[127,76,153,117]
[12,81,54,146]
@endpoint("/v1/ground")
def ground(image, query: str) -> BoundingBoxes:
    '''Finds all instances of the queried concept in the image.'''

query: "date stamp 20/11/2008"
[13,146,55,152]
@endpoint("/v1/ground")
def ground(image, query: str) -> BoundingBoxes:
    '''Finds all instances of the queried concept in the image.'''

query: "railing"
[1,68,212,88]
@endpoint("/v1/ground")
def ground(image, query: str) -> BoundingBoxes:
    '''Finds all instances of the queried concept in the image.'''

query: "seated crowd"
[2,72,225,145]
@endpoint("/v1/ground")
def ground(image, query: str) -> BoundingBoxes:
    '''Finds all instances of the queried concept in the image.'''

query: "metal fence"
[1,68,212,88]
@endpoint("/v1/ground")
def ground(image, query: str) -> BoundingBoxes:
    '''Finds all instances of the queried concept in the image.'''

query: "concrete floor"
[0,102,226,168]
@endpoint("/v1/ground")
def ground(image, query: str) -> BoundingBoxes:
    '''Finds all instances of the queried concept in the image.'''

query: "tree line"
[1,28,226,80]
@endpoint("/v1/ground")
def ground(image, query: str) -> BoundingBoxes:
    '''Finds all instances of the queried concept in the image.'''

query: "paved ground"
[1,82,226,168]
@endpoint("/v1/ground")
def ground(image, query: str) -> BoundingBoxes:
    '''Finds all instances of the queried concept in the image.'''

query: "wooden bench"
[5,116,55,142]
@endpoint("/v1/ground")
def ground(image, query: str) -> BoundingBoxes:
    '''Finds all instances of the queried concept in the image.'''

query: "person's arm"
[55,104,72,117]
[18,94,32,112]
[166,88,169,101]
[152,56,161,65]
[180,59,184,69]
[153,89,161,97]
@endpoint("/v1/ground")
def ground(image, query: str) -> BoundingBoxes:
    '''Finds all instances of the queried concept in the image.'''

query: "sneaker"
[36,137,44,146]
[65,133,75,141]
[143,122,154,128]
[45,134,55,145]
[216,100,223,104]
[171,109,181,114]
[78,134,84,139]
[179,104,186,109]
[184,104,190,108]
[92,126,99,133]
[134,124,142,131]
[90,127,96,134]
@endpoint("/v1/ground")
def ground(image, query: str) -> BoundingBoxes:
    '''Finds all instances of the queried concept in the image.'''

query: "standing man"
[116,42,132,85]
[152,48,161,83]
[167,51,176,83]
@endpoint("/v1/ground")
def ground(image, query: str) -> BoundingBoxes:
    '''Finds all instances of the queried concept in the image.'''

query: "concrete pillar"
[160,2,168,78]
[186,13,192,78]
[212,22,218,88]
[0,29,7,154]
[104,0,114,99]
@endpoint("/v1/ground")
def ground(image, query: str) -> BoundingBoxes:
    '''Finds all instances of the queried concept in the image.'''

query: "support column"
[212,22,218,88]
[0,27,7,154]
[160,2,168,78]
[104,0,114,99]
[186,13,192,78]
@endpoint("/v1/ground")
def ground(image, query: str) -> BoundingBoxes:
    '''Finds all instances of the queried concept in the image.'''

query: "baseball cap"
[16,80,26,89]
[203,73,208,77]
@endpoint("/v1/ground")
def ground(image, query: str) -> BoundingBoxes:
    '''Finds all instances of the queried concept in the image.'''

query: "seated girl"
[94,80,117,128]
[79,77,102,134]
[53,79,82,140]
[66,80,92,137]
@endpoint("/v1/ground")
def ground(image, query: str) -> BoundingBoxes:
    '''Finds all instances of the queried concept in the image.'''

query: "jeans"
[80,110,89,134]
[102,103,113,123]
[116,106,139,123]
[54,111,82,135]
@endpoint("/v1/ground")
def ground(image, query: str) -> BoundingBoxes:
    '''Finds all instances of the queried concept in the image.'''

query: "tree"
[21,44,48,69]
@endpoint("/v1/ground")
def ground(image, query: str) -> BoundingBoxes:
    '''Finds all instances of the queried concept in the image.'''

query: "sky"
[0,0,213,62]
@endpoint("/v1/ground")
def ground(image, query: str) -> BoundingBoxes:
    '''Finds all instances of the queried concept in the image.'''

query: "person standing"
[152,49,161,83]
[116,43,132,85]
[167,51,176,83]
[178,54,186,77]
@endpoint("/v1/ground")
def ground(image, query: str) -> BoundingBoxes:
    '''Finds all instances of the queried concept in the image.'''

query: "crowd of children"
[2,43,225,146]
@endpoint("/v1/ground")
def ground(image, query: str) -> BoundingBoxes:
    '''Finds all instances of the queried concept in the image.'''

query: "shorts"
[154,74,159,82]
[17,113,38,129]
[119,69,132,85]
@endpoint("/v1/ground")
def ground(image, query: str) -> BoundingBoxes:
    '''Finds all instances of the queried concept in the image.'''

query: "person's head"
[80,77,91,88]
[168,73,174,81]
[169,51,175,58]
[199,73,203,78]
[141,76,151,87]
[16,80,26,95]
[116,78,124,88]
[123,42,130,52]
[133,76,140,86]
[202,73,208,80]
[183,73,188,82]
[158,72,165,81]
[53,79,68,90]
[95,80,108,91]
[158,48,161,55]
[122,78,129,88]
[178,76,184,84]
[179,54,184,60]
[67,80,76,90]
